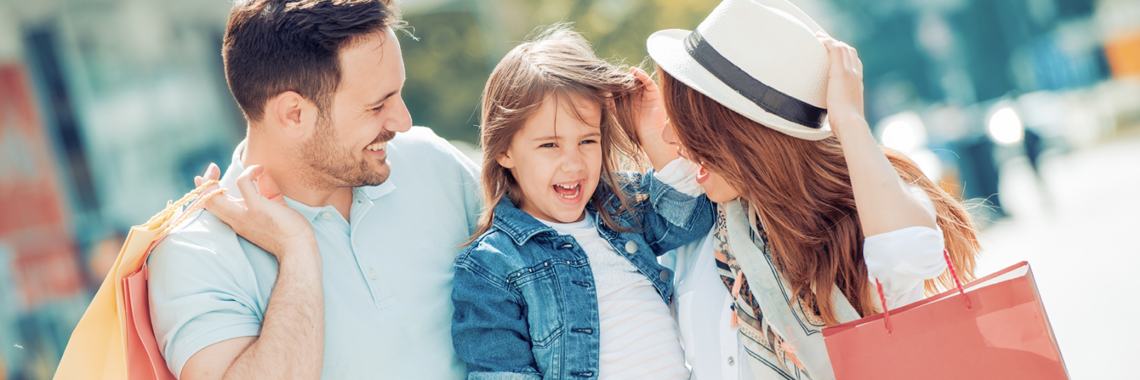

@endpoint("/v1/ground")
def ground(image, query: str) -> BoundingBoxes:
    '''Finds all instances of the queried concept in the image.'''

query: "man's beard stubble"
[298,116,393,189]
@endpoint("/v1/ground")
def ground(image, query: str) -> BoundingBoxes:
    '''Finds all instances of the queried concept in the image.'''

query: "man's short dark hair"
[223,0,402,122]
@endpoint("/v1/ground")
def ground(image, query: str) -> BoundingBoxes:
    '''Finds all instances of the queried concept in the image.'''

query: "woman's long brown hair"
[466,25,645,245]
[658,67,980,325]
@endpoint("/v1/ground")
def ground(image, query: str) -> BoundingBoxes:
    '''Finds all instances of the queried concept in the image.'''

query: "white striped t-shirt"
[541,214,690,380]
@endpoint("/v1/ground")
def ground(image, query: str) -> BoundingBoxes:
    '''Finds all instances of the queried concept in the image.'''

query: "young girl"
[450,26,713,380]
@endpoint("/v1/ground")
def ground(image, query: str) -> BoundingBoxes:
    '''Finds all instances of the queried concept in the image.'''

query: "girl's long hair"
[658,67,980,325]
[467,25,644,244]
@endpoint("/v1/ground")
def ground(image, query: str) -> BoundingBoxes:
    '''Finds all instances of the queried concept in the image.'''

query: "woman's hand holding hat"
[816,32,866,144]
[813,34,939,235]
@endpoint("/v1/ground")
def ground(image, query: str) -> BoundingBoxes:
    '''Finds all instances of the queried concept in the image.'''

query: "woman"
[642,0,981,379]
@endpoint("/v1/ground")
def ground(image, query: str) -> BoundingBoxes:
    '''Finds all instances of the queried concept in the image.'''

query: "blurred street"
[975,134,1140,379]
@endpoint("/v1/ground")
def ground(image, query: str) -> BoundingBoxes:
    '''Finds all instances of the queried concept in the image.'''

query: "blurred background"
[0,0,1137,378]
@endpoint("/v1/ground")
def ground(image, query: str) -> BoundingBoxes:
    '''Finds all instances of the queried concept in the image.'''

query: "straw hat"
[648,0,833,140]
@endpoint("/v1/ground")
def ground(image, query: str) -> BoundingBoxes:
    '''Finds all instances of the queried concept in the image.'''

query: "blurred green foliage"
[398,0,721,145]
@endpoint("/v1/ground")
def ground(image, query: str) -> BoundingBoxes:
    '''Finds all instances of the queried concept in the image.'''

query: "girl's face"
[662,123,741,203]
[498,95,603,223]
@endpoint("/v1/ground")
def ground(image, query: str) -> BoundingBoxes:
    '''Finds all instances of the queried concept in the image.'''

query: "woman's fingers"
[235,165,266,204]
[194,163,222,187]
[825,38,845,67]
[206,163,220,181]
[844,44,860,76]
[256,170,287,207]
[817,34,859,76]
[204,193,246,229]
[815,34,867,141]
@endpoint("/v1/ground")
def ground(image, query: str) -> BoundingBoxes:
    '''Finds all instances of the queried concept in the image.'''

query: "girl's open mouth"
[553,182,581,199]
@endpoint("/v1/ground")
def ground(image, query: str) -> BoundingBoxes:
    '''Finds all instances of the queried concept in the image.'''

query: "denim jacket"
[451,172,715,380]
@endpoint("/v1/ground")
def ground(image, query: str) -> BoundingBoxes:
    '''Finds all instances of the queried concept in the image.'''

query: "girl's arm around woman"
[611,67,715,255]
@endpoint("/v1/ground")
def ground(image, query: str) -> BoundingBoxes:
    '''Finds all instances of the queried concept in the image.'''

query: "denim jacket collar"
[492,185,624,247]
[491,197,558,246]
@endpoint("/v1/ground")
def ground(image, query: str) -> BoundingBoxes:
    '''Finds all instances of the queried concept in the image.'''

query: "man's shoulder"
[148,209,246,267]
[391,127,478,167]
[391,127,458,156]
[395,126,446,142]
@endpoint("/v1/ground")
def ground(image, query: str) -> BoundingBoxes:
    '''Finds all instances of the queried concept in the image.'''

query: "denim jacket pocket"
[511,262,564,348]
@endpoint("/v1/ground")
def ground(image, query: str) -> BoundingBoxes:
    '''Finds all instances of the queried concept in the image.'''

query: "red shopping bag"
[822,254,1069,379]
[122,265,172,380]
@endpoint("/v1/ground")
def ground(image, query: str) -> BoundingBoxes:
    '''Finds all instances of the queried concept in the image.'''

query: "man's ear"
[496,151,515,169]
[270,91,316,139]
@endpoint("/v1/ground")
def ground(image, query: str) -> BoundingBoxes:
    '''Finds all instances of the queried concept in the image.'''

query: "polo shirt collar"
[359,181,396,200]
[220,139,397,222]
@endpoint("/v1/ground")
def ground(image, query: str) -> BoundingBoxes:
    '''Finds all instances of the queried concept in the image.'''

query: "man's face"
[301,27,411,189]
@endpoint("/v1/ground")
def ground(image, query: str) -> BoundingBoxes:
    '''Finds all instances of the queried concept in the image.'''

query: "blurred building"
[0,1,238,377]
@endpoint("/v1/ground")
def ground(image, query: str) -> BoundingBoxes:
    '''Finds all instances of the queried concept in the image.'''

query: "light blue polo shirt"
[148,127,480,379]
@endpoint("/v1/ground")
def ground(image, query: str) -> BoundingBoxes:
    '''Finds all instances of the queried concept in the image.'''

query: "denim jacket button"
[624,240,638,254]
[659,269,671,282]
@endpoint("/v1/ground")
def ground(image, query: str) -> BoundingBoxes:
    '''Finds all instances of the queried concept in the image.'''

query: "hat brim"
[647,29,832,141]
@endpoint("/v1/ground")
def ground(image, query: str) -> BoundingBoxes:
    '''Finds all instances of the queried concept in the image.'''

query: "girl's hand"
[817,33,866,143]
[630,67,680,170]
[630,67,669,142]
[196,164,318,259]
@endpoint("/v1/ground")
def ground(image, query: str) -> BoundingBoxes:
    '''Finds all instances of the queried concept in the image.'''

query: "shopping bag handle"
[876,249,971,335]
[145,181,226,254]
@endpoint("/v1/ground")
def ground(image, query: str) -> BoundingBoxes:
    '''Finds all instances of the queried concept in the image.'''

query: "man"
[147,1,480,379]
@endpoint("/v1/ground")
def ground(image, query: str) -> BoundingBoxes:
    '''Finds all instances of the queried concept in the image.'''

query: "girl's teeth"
[554,183,580,199]
[558,187,580,199]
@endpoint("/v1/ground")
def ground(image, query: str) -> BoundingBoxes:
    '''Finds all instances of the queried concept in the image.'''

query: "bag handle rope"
[875,249,971,335]
[145,180,227,253]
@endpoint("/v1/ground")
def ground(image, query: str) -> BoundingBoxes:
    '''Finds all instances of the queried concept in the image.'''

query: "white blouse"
[654,158,946,380]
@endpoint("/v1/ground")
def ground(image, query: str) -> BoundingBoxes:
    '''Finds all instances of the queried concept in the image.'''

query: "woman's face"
[662,123,741,203]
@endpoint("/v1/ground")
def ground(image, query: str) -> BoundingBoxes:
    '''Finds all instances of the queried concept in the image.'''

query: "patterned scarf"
[712,204,809,377]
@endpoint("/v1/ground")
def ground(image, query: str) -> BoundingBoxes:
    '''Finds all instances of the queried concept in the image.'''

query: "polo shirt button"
[369,269,378,280]
[624,241,638,254]
[728,356,735,365]
[321,212,331,219]
[659,269,670,282]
